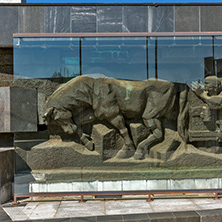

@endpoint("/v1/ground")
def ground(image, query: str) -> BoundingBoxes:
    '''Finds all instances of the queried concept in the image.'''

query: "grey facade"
[0,4,222,47]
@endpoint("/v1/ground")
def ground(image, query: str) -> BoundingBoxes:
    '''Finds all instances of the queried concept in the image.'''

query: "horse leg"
[109,115,135,158]
[134,119,163,160]
[75,124,94,151]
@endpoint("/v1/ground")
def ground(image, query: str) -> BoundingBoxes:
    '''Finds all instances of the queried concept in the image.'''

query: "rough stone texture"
[0,48,13,75]
[148,6,174,32]
[149,129,181,162]
[123,6,148,32]
[97,6,122,32]
[18,6,44,33]
[201,6,222,31]
[175,6,199,32]
[0,149,14,204]
[15,131,50,172]
[197,210,222,222]
[0,87,37,132]
[38,91,47,125]
[0,134,13,148]
[71,6,96,33]
[0,6,18,46]
[44,6,71,33]
[91,124,124,160]
[130,123,150,147]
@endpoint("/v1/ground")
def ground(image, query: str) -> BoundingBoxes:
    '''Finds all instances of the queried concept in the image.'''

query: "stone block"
[148,6,174,32]
[44,6,71,33]
[201,6,222,31]
[97,6,122,32]
[71,6,96,33]
[18,6,44,33]
[0,149,14,204]
[173,211,199,222]
[0,133,13,148]
[175,6,199,32]
[91,124,124,160]
[0,6,18,46]
[196,210,222,222]
[130,123,150,147]
[123,6,148,32]
[0,87,37,133]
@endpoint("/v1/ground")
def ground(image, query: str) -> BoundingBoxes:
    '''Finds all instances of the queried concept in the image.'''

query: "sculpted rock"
[43,76,189,160]
[91,124,124,160]
[130,123,150,147]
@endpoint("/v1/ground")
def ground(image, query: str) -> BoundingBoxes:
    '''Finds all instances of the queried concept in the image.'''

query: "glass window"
[148,36,213,85]
[13,37,80,79]
[81,37,147,80]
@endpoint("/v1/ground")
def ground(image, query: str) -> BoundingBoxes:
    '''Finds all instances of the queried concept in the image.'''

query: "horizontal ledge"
[13,32,222,38]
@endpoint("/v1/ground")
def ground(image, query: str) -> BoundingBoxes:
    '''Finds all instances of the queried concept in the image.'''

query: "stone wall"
[0,4,222,47]
[0,48,13,75]
[0,149,14,204]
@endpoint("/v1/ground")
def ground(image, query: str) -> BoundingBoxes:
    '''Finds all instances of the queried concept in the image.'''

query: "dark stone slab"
[71,6,96,33]
[175,6,199,32]
[10,87,37,132]
[148,6,174,32]
[201,6,222,31]
[97,6,122,32]
[44,6,71,33]
[70,216,97,222]
[0,150,14,204]
[173,211,199,222]
[0,134,13,147]
[18,6,44,33]
[123,213,150,221]
[123,6,148,32]
[97,215,123,222]
[148,212,175,221]
[0,6,18,46]
[196,209,222,222]
[0,87,37,133]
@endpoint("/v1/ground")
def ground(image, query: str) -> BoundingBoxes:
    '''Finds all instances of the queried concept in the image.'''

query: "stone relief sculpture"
[190,76,222,143]
[43,76,189,160]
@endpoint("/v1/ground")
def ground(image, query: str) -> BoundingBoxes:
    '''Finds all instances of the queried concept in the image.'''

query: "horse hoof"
[115,149,134,159]
[133,152,145,160]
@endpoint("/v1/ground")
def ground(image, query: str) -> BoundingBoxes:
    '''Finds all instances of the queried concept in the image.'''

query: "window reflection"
[13,35,220,85]
[13,38,80,79]
[148,37,213,85]
[81,37,147,80]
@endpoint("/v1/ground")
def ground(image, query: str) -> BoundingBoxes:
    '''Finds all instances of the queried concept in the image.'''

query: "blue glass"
[13,38,80,79]
[81,37,147,80]
[148,36,213,85]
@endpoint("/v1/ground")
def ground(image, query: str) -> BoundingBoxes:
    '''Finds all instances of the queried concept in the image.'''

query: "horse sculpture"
[43,76,188,160]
